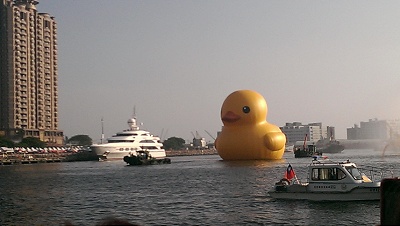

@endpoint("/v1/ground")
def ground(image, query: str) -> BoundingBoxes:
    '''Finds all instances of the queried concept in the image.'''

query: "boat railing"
[290,177,308,185]
[310,157,337,165]
[359,166,394,182]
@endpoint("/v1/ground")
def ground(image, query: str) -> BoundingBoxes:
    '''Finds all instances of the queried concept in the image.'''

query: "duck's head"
[220,90,267,126]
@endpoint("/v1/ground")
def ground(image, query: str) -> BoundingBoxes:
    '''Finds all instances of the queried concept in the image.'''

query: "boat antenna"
[133,106,136,119]
[101,117,104,144]
[164,128,169,140]
[160,128,164,140]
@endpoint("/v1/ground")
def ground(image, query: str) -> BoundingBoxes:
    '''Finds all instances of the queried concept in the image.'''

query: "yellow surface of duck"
[215,90,286,160]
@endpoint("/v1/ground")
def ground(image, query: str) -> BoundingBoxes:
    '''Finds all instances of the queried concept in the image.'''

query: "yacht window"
[108,140,134,143]
[113,134,134,137]
[139,140,155,143]
[345,166,363,180]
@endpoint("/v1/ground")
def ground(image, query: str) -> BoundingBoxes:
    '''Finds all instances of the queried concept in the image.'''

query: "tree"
[163,137,185,150]
[19,137,46,148]
[67,135,93,146]
[0,136,14,148]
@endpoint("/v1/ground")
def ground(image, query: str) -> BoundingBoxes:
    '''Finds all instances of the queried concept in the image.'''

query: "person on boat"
[277,164,297,185]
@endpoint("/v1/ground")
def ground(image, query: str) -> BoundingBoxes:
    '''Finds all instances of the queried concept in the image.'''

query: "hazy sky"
[38,0,400,143]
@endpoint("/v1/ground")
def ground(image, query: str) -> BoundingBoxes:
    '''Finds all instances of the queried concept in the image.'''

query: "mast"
[101,117,104,144]
[127,106,139,131]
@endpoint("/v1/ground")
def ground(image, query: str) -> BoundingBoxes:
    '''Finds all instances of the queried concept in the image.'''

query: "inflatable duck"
[215,90,286,160]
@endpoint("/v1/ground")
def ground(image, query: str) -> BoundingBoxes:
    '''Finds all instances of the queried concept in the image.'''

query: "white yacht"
[90,116,166,161]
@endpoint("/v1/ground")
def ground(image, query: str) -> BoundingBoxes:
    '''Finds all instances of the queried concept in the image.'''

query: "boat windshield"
[345,166,363,180]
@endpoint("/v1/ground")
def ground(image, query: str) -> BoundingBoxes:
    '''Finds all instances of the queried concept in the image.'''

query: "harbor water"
[1,149,400,225]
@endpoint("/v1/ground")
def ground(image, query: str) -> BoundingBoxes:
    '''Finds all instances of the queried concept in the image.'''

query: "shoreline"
[0,149,219,165]
[166,149,218,157]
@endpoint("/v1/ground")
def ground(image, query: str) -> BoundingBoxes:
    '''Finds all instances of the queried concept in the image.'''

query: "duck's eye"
[242,106,250,113]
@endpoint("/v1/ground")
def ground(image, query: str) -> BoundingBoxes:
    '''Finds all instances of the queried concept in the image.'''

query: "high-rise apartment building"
[0,0,63,145]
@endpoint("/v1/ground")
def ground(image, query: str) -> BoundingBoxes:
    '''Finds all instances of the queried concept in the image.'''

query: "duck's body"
[215,90,286,160]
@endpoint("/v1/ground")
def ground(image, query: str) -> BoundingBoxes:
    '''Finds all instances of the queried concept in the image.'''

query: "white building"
[280,122,335,145]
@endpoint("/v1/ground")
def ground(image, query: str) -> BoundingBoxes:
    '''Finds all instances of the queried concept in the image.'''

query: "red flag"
[284,164,296,180]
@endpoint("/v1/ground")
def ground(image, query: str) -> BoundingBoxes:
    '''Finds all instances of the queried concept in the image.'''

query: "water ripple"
[0,152,394,225]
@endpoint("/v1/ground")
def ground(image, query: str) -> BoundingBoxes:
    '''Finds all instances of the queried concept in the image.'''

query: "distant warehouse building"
[347,118,400,140]
[280,122,336,145]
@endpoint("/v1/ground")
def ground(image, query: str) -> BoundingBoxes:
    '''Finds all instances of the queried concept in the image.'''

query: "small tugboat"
[293,134,322,158]
[316,138,345,153]
[268,157,394,201]
[123,150,171,166]
[293,141,322,158]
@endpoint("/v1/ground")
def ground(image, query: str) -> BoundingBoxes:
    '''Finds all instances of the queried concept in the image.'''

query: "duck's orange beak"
[222,111,241,123]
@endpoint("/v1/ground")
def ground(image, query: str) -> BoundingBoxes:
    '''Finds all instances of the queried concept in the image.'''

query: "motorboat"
[268,157,394,201]
[90,116,166,161]
[123,150,171,166]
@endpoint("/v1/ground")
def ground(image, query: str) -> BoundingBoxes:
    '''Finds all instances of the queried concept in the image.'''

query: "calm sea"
[1,149,400,226]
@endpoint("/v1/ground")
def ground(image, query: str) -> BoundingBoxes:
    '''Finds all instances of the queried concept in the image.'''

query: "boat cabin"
[309,159,367,182]
[304,158,374,192]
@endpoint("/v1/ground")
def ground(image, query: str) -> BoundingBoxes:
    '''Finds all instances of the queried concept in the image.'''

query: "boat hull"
[90,145,166,160]
[294,150,322,158]
[316,140,345,153]
[317,144,345,153]
[269,186,380,201]
[123,155,171,166]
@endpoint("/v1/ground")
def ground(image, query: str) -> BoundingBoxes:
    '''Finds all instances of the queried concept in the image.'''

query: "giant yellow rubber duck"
[215,90,286,160]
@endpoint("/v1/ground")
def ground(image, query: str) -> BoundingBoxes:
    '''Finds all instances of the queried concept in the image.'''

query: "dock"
[0,155,63,165]
[0,151,98,165]
[165,148,218,157]
[0,149,218,165]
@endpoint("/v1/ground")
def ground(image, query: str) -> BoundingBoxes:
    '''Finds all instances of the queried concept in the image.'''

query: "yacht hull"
[91,145,166,160]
